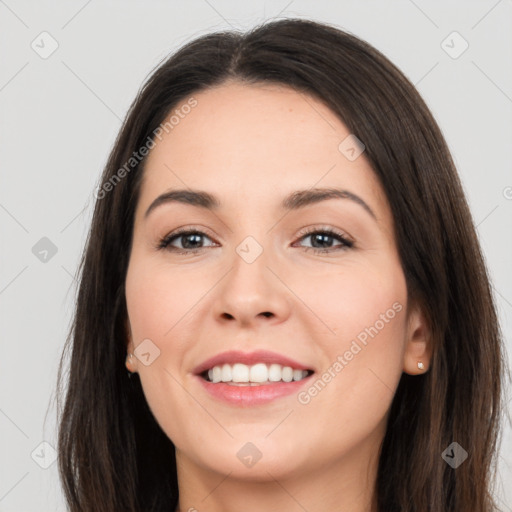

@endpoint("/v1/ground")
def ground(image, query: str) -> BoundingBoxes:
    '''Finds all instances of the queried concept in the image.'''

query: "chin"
[185,434,313,481]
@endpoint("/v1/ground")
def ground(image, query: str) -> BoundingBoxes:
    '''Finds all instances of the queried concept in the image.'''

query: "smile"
[202,363,313,384]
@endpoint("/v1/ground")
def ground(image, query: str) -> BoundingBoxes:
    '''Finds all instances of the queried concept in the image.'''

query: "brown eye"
[158,229,216,254]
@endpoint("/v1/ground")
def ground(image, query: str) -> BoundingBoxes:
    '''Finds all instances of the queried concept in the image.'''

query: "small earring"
[126,353,135,372]
[417,361,425,370]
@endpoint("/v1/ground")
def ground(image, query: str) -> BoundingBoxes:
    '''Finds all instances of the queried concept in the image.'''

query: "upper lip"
[192,350,314,375]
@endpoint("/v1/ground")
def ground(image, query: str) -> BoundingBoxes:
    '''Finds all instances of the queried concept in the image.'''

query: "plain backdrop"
[0,1,511,510]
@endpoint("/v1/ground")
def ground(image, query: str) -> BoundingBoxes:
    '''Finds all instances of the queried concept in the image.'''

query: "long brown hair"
[56,18,506,511]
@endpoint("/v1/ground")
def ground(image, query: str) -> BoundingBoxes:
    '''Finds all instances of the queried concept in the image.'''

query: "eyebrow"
[144,187,377,220]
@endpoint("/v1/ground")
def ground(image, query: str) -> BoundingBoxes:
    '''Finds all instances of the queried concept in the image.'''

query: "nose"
[211,247,292,329]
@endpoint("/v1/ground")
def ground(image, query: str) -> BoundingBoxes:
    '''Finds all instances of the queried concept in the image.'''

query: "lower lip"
[195,375,314,406]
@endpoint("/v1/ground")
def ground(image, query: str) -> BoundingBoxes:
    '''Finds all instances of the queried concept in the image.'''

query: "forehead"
[148,81,350,168]
[137,81,390,221]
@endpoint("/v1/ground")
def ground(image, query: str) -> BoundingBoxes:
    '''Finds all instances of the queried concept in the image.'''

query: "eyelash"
[157,226,354,255]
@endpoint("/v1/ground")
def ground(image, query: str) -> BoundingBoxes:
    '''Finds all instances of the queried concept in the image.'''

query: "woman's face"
[125,81,426,482]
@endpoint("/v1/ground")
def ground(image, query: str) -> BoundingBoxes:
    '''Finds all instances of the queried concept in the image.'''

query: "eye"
[157,226,354,255]
[157,228,217,254]
[293,227,354,254]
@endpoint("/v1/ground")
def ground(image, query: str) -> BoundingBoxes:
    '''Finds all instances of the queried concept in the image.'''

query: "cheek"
[293,263,407,448]
[124,256,210,444]
[292,258,407,345]
[125,256,208,344]
[294,263,406,382]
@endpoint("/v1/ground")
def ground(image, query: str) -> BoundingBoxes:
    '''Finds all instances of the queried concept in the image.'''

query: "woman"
[56,18,505,512]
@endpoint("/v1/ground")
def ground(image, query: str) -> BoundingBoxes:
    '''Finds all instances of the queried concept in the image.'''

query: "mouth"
[200,363,314,385]
[192,350,315,406]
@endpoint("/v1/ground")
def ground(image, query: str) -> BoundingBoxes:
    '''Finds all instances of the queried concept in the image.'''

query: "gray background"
[0,1,511,510]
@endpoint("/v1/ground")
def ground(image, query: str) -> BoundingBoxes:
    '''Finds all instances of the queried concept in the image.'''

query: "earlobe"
[124,320,138,374]
[126,352,137,373]
[403,304,432,375]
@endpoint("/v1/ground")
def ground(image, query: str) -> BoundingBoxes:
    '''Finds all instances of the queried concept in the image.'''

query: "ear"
[124,318,138,374]
[403,302,432,375]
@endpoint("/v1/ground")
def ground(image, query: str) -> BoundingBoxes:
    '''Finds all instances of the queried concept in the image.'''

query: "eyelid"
[292,225,354,253]
[157,224,355,253]
[295,224,354,244]
[156,225,219,251]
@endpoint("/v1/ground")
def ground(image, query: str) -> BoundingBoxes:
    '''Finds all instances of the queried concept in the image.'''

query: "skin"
[124,81,431,512]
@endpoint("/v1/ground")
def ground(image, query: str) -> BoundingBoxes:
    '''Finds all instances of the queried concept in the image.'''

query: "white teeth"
[268,363,282,382]
[221,363,232,382]
[212,366,222,383]
[249,363,268,383]
[282,366,293,382]
[204,363,310,384]
[293,369,303,381]
[232,363,249,382]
